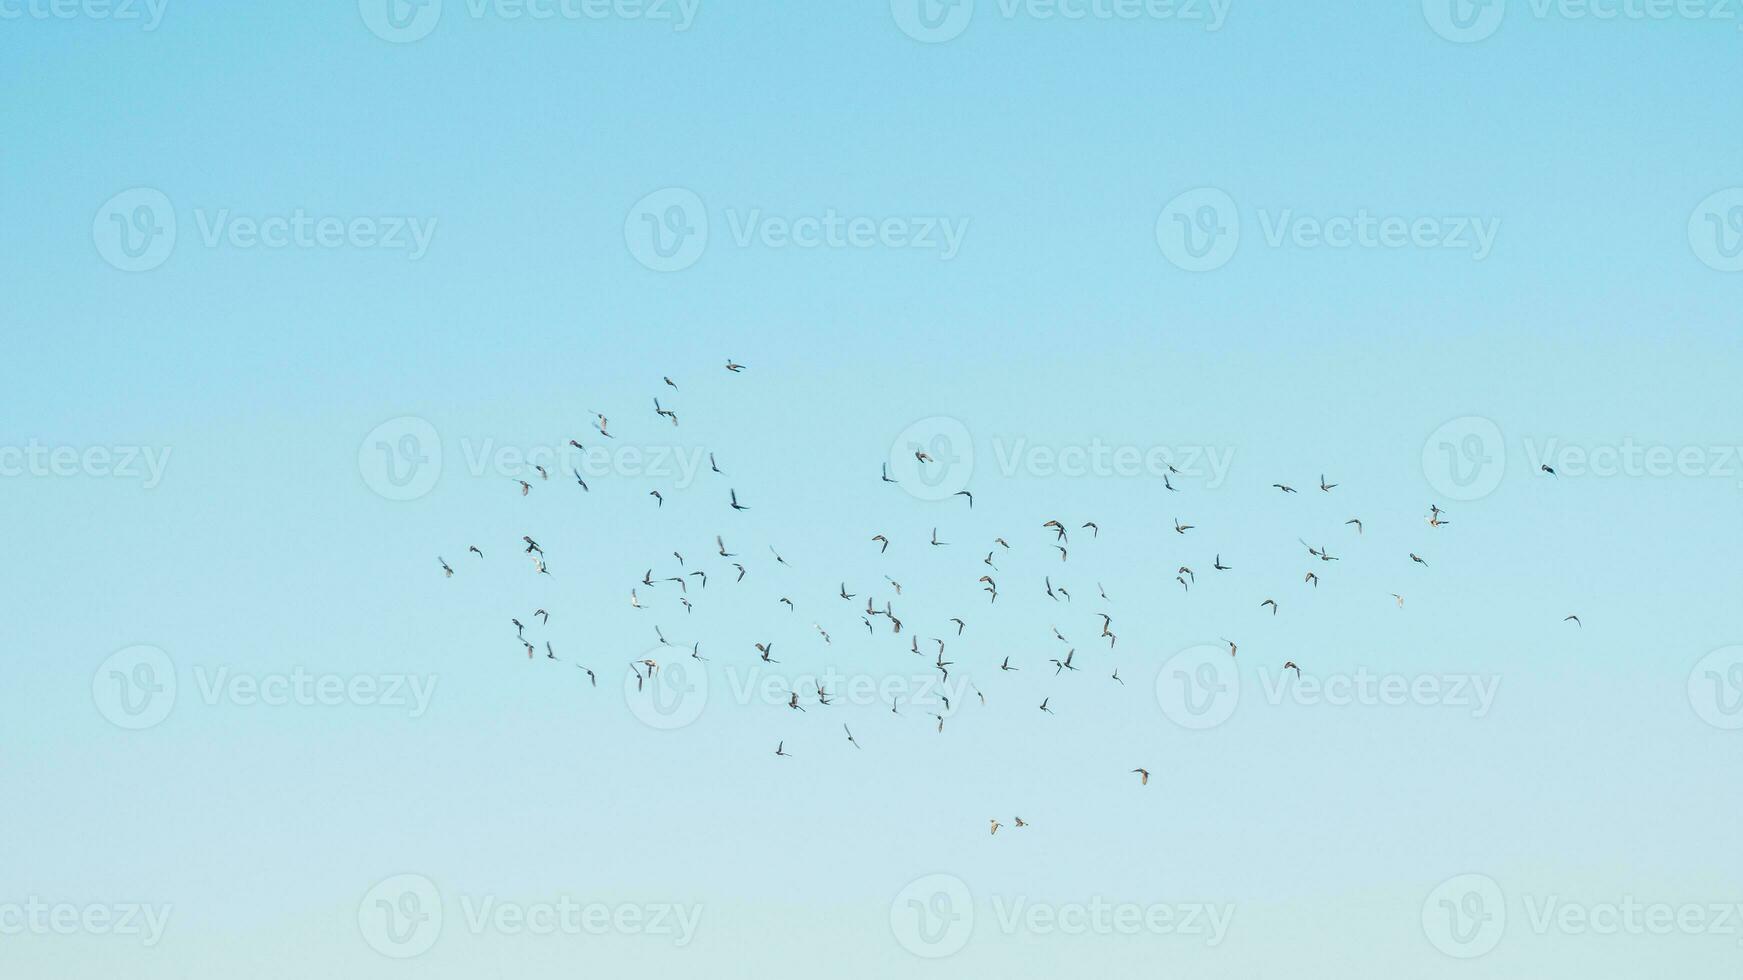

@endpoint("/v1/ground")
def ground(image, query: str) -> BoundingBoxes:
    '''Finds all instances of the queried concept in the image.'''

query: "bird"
[733,563,747,581]
[439,557,453,578]
[572,469,590,491]
[1273,483,1298,493]
[1000,656,1017,671]
[577,665,596,686]
[1111,668,1124,685]
[1283,661,1301,678]
[725,359,746,372]
[1410,553,1429,567]
[1220,638,1238,657]
[1082,521,1098,537]
[729,489,749,511]
[1564,615,1582,627]
[1345,518,1362,534]
[709,453,721,474]
[1391,593,1404,608]
[1131,768,1150,785]
[1014,817,1028,828]
[534,465,548,481]
[930,528,946,547]
[663,376,678,391]
[1213,554,1230,571]
[1038,698,1054,714]
[518,480,531,496]
[1174,518,1193,534]
[880,463,896,483]
[756,642,777,663]
[775,741,791,757]
[468,545,483,558]
[649,490,663,507]
[1304,572,1318,587]
[1541,464,1556,476]
[954,490,973,508]
[871,534,889,553]
[990,819,1002,836]
[844,724,860,749]
[1261,598,1278,615]
[950,617,965,635]
[1319,475,1337,492]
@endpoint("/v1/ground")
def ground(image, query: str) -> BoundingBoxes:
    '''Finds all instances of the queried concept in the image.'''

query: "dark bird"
[1541,464,1556,476]
[1039,698,1054,715]
[872,534,889,553]
[1319,475,1337,492]
[725,359,746,372]
[1273,483,1298,493]
[1132,768,1150,785]
[954,490,973,508]
[1564,615,1582,627]
[729,489,748,510]
[439,557,453,578]
[1410,553,1429,567]
[468,545,483,558]
[649,490,663,507]
[1261,598,1278,615]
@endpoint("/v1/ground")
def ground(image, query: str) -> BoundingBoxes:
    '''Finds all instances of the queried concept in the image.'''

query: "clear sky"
[5,1,1743,976]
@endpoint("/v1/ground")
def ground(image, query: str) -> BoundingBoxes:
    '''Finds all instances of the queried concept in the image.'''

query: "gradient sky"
[4,1,1743,977]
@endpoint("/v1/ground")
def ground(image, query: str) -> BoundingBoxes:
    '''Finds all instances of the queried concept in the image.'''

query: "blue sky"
[4,1,1743,976]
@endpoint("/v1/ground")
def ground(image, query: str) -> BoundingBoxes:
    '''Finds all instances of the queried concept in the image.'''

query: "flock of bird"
[435,359,1579,835]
